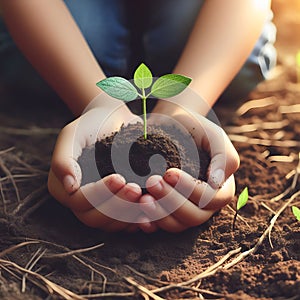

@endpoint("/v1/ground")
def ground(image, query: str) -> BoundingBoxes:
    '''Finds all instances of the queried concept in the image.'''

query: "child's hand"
[138,109,239,233]
[48,95,143,232]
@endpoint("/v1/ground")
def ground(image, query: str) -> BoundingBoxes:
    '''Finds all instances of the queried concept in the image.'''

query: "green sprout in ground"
[292,206,300,221]
[232,187,249,231]
[96,63,191,139]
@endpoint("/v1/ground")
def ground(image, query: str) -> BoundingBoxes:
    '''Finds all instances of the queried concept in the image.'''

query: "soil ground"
[0,1,300,299]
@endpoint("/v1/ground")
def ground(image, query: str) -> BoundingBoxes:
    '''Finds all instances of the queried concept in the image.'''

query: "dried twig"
[151,247,242,294]
[88,271,94,295]
[286,169,296,180]
[162,285,225,297]
[0,173,45,183]
[125,277,165,300]
[260,202,277,215]
[0,258,84,300]
[78,292,135,298]
[12,185,48,216]
[1,264,22,281]
[225,120,289,133]
[229,134,300,147]
[279,104,300,114]
[0,126,60,136]
[0,241,39,258]
[0,147,15,156]
[236,96,276,116]
[44,243,104,258]
[268,154,296,163]
[71,256,108,293]
[0,180,7,215]
[0,157,21,203]
[22,247,47,292]
[270,153,300,202]
[125,265,168,285]
[268,190,300,248]
[9,152,47,174]
[20,194,50,222]
[21,239,110,294]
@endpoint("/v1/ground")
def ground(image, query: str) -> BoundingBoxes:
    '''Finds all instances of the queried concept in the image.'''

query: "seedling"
[292,206,300,221]
[96,63,191,139]
[232,187,249,231]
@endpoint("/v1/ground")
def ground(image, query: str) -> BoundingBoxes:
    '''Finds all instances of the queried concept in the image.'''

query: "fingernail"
[146,175,163,191]
[165,172,179,186]
[125,183,141,199]
[109,174,126,189]
[63,175,76,194]
[209,169,225,189]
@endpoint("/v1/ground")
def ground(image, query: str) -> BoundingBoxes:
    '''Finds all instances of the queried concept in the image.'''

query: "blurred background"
[272,0,300,61]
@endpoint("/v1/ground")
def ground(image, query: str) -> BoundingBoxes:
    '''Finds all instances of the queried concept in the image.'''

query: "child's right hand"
[48,95,143,232]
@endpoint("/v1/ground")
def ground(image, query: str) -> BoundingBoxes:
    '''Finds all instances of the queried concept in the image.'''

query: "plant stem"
[142,88,147,139]
[142,97,147,139]
[232,211,238,232]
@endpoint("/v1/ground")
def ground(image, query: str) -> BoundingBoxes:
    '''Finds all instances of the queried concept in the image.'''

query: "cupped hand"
[138,104,240,233]
[48,93,144,232]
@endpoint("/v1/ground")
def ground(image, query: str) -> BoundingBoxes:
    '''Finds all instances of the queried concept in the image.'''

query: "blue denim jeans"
[0,0,277,106]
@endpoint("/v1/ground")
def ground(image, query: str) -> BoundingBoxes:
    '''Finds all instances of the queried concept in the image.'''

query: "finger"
[50,121,83,194]
[145,175,215,228]
[139,194,188,232]
[75,182,142,231]
[164,168,212,208]
[196,119,240,189]
[49,171,126,212]
[50,110,111,194]
[164,168,235,210]
[80,174,126,210]
[49,170,127,230]
[96,183,142,231]
[158,112,240,189]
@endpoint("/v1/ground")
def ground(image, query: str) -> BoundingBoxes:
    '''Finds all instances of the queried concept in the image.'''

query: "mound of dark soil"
[94,122,210,193]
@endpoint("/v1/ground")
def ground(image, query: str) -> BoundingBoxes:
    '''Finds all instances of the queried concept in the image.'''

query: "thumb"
[50,122,82,194]
[207,131,240,189]
[52,158,82,194]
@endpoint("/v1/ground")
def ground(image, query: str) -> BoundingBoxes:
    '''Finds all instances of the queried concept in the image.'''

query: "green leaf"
[134,63,153,90]
[292,206,300,221]
[150,74,192,98]
[237,187,249,211]
[96,77,138,102]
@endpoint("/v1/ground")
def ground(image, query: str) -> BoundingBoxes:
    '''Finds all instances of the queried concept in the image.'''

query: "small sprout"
[232,187,249,232]
[237,187,249,210]
[96,63,191,139]
[292,206,300,221]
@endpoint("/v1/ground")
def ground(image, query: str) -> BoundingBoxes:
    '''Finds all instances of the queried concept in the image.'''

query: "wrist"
[81,92,131,115]
[153,91,211,117]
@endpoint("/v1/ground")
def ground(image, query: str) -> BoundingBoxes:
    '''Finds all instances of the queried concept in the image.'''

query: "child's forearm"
[1,0,113,115]
[157,0,271,115]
